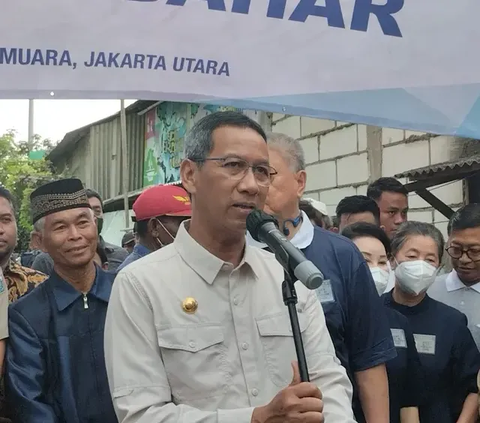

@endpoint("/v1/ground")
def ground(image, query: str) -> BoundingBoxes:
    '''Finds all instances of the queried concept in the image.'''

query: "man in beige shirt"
[105,111,355,423]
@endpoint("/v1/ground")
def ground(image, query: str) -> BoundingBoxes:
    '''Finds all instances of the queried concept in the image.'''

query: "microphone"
[246,209,324,290]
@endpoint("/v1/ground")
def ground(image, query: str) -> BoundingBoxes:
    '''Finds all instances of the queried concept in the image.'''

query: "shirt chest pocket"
[157,325,231,401]
[256,312,308,388]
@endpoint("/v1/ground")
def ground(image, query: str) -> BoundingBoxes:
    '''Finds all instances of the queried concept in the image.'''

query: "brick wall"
[270,114,465,238]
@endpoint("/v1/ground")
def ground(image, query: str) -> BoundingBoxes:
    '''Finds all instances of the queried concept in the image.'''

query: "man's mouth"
[68,245,88,253]
[233,203,256,210]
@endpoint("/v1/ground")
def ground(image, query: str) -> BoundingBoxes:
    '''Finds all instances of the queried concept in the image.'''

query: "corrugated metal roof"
[395,155,480,179]
[48,100,156,162]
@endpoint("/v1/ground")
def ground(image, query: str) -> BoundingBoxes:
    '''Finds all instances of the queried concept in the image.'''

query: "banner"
[1,0,480,137]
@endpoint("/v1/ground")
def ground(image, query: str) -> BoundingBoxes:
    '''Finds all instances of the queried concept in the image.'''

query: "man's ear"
[180,159,197,197]
[330,227,339,233]
[380,224,386,232]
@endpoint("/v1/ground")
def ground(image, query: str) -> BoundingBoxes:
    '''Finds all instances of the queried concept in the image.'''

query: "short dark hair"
[336,195,380,224]
[0,186,15,211]
[85,188,103,207]
[391,221,445,262]
[341,222,392,256]
[447,203,480,235]
[367,177,408,201]
[184,111,267,161]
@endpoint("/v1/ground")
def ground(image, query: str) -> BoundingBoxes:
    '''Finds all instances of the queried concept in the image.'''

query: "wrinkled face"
[264,147,306,221]
[181,126,270,236]
[39,208,98,268]
[448,227,480,284]
[353,236,389,271]
[393,235,440,268]
[338,211,378,233]
[377,192,408,239]
[0,197,17,264]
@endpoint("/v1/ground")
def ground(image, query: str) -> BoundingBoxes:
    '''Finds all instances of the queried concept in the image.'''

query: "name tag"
[316,280,334,303]
[391,328,407,348]
[414,334,436,355]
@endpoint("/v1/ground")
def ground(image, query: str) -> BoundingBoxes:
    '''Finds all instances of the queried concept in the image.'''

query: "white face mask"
[395,260,438,296]
[370,267,390,296]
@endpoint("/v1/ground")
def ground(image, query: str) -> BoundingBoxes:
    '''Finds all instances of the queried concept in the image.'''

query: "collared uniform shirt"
[383,291,480,423]
[116,244,151,273]
[0,268,8,340]
[6,267,117,423]
[429,271,480,349]
[105,222,355,423]
[249,213,396,422]
[4,260,47,302]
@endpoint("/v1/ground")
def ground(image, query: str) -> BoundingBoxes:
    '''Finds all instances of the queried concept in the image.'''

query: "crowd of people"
[0,110,479,422]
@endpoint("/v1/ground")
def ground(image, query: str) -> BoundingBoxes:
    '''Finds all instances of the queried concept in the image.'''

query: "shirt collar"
[50,266,112,311]
[174,221,260,284]
[133,243,151,257]
[246,210,315,250]
[446,270,480,293]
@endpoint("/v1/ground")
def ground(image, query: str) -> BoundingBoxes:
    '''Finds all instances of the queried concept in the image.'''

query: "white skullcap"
[304,198,329,216]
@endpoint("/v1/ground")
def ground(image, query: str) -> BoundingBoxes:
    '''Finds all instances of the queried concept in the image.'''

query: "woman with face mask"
[342,222,424,423]
[384,221,480,423]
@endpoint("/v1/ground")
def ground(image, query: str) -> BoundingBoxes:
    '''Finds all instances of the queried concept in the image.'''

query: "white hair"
[266,132,306,172]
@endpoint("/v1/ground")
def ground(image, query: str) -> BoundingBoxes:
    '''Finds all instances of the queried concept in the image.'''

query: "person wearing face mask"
[116,184,191,273]
[342,222,424,423]
[383,221,480,423]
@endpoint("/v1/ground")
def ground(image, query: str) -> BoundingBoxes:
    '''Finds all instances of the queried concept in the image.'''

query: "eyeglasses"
[191,157,277,187]
[446,245,480,262]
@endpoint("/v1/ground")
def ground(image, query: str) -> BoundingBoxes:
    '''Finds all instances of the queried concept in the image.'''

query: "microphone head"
[246,209,279,242]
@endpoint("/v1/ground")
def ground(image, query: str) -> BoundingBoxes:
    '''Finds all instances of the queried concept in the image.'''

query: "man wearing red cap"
[116,184,191,272]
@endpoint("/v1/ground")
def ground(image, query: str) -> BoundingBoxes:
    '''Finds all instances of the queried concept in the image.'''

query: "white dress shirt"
[105,221,354,423]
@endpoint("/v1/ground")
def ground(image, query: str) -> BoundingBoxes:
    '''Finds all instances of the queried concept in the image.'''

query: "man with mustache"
[5,179,117,423]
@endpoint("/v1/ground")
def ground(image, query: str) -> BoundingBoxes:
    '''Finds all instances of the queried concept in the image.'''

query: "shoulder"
[9,281,50,324]
[309,227,363,262]
[428,296,468,324]
[116,244,179,280]
[13,263,47,282]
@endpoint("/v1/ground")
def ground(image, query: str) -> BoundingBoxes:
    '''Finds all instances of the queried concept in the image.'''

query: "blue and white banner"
[1,0,480,137]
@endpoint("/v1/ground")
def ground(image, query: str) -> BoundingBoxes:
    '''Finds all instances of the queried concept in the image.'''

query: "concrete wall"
[270,114,466,238]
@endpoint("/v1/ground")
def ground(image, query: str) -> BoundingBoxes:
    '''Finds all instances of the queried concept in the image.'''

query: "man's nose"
[237,168,260,195]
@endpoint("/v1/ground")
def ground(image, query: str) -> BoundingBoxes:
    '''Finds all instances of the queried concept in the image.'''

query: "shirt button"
[461,301,465,306]
[242,342,249,350]
[251,388,259,396]
[189,341,196,349]
[233,298,239,305]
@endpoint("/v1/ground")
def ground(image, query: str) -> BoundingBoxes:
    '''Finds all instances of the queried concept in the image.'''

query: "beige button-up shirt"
[105,222,354,423]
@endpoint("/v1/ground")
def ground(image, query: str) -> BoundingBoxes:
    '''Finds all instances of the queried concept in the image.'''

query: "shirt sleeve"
[401,321,425,407]
[451,314,480,396]
[0,275,8,340]
[31,253,54,276]
[5,307,57,422]
[104,271,255,423]
[303,291,356,423]
[347,258,397,372]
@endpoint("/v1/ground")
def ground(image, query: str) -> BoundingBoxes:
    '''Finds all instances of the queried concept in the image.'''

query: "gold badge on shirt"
[182,297,198,314]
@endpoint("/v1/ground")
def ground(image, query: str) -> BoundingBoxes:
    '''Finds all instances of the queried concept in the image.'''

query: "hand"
[251,361,324,423]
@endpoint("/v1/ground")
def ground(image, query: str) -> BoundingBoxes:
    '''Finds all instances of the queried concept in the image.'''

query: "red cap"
[133,185,192,221]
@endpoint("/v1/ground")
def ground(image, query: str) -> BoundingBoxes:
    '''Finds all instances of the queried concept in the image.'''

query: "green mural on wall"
[143,103,240,187]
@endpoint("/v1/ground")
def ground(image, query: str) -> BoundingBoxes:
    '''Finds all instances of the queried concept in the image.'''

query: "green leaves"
[0,130,56,251]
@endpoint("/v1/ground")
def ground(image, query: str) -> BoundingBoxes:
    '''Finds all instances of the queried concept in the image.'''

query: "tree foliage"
[0,130,57,251]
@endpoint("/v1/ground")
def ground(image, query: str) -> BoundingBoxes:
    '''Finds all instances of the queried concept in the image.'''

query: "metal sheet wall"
[87,112,145,200]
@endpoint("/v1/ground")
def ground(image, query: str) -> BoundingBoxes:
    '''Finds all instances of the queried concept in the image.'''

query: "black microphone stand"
[282,270,310,382]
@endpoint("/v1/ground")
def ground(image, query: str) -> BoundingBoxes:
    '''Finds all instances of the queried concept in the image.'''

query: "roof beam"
[416,188,454,219]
